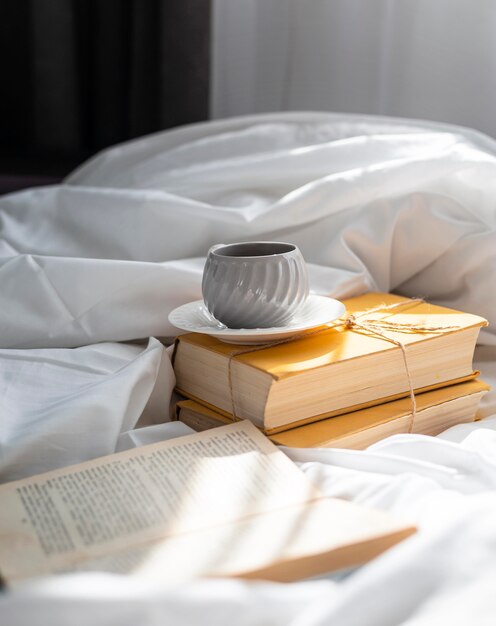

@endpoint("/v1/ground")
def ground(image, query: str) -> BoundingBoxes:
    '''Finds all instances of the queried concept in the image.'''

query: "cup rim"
[211,241,297,259]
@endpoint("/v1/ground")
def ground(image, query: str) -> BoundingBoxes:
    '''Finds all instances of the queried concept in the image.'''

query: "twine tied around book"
[225,298,460,434]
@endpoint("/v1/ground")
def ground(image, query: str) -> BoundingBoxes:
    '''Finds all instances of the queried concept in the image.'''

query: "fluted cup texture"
[202,242,309,329]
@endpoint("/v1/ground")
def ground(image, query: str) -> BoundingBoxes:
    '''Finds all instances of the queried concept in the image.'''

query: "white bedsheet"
[1,112,496,624]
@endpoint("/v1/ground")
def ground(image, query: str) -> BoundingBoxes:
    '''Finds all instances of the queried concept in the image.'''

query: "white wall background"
[211,0,496,137]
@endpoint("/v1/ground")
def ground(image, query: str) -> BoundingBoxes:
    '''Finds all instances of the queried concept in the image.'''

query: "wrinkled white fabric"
[1,112,496,624]
[0,339,173,483]
[2,112,496,347]
[116,420,194,452]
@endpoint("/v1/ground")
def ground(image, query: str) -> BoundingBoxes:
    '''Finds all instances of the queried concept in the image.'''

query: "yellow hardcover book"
[173,292,487,433]
[0,422,415,585]
[176,379,490,450]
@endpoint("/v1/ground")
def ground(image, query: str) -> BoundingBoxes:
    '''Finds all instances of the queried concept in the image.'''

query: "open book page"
[0,421,321,582]
[0,421,415,585]
[67,498,413,583]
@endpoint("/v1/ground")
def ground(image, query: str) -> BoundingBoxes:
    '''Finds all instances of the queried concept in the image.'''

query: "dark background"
[0,0,211,194]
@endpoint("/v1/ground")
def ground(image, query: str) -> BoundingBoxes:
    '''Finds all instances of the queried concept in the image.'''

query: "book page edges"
[176,378,488,443]
[273,387,487,447]
[177,323,486,382]
[227,526,416,582]
[176,371,481,434]
[175,293,487,381]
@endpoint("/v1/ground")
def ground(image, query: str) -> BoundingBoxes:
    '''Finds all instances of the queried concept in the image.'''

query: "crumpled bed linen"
[1,112,496,625]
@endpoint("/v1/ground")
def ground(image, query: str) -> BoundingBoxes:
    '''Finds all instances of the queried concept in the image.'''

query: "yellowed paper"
[0,422,319,581]
[0,421,414,585]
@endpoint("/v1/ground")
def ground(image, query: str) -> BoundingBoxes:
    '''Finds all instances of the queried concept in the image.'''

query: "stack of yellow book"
[172,293,489,449]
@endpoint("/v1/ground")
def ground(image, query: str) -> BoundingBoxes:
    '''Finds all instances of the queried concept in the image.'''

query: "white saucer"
[168,295,346,345]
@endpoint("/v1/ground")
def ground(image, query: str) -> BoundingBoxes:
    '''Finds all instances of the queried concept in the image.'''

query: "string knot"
[344,314,356,329]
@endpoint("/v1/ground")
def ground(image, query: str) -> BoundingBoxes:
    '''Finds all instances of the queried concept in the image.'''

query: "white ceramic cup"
[202,241,309,328]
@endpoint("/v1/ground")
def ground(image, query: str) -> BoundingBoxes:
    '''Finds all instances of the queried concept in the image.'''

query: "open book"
[0,422,415,586]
